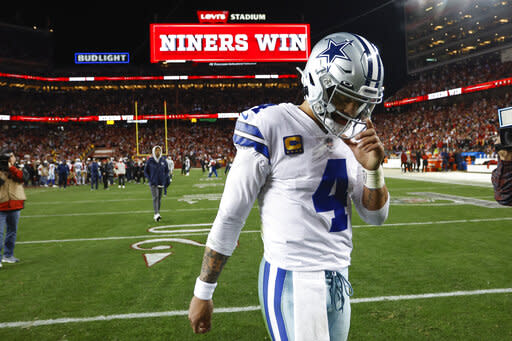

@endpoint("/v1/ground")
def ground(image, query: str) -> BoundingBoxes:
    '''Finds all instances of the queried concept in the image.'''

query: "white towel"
[293,271,329,341]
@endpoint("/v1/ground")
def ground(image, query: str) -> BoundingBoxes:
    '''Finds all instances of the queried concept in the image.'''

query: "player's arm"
[344,119,389,224]
[188,146,270,334]
[362,185,388,210]
[188,247,229,334]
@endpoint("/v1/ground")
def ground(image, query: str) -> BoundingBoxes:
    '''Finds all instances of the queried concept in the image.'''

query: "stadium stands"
[376,90,508,156]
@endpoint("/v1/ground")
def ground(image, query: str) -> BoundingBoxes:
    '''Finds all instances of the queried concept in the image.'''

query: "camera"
[0,152,10,171]
[496,107,512,151]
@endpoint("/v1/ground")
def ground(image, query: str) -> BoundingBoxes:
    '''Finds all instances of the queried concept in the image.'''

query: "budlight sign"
[150,23,310,63]
[75,52,130,64]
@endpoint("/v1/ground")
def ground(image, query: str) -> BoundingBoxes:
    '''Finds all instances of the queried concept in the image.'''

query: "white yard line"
[21,207,221,218]
[16,216,512,245]
[1,288,510,329]
[384,173,493,188]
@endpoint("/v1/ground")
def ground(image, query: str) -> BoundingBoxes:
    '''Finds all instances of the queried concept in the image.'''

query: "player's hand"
[188,296,213,334]
[342,119,385,170]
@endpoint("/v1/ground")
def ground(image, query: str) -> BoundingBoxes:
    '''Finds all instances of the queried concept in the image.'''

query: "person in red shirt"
[401,150,408,173]
[0,150,26,267]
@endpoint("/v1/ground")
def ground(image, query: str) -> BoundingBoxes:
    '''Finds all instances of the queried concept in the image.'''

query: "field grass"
[0,169,511,340]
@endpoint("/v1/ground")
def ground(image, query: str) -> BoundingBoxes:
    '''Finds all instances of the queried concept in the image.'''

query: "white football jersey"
[48,164,55,177]
[167,159,174,173]
[74,162,82,171]
[206,103,388,272]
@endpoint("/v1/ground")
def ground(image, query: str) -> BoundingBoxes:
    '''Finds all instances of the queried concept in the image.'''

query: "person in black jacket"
[144,146,169,222]
[57,160,69,189]
[100,159,109,190]
[107,158,115,186]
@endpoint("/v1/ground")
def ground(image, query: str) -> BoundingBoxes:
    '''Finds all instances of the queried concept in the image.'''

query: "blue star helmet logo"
[317,39,353,64]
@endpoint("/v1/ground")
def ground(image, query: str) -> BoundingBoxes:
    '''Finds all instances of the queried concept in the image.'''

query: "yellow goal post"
[135,100,169,157]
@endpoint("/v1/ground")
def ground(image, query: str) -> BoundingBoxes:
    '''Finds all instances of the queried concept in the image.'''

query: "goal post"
[135,101,169,157]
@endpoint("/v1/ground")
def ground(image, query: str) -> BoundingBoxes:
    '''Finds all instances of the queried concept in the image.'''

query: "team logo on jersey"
[283,135,304,155]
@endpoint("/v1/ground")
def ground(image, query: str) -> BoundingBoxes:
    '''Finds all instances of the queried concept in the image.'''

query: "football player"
[74,158,83,185]
[189,32,390,341]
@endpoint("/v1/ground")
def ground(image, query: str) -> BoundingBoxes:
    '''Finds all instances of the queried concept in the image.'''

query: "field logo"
[178,193,222,204]
[131,231,206,268]
[409,192,505,208]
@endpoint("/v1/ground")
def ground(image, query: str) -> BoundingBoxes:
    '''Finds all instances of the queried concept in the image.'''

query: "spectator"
[116,158,126,189]
[401,151,408,173]
[0,150,26,266]
[144,146,169,222]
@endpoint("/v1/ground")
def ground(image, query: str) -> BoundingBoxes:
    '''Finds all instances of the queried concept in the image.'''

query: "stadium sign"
[75,52,130,64]
[196,11,266,23]
[150,24,310,63]
[230,13,266,21]
[197,11,229,24]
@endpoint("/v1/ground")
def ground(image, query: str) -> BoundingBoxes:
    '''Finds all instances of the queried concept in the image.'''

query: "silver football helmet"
[298,32,384,139]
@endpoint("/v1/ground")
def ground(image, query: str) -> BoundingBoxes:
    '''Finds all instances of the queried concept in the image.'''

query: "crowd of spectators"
[388,52,512,101]
[0,120,237,170]
[0,85,300,117]
[375,91,508,156]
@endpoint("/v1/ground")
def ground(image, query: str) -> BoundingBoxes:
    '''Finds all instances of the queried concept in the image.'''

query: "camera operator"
[0,150,26,267]
[492,137,512,206]
[492,107,512,206]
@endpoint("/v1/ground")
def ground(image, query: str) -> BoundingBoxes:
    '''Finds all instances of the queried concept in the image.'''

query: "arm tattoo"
[199,247,229,283]
[362,186,388,210]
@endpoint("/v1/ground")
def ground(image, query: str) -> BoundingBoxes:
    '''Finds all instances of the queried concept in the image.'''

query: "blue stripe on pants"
[274,268,288,341]
[262,261,275,341]
[260,259,291,341]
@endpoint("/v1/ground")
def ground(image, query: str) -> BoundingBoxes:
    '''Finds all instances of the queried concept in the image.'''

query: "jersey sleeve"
[232,104,276,164]
[206,146,271,256]
[350,164,390,226]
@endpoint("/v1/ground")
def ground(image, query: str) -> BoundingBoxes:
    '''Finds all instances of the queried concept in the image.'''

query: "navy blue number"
[312,159,349,232]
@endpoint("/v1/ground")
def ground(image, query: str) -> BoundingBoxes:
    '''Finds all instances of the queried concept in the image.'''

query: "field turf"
[0,169,510,340]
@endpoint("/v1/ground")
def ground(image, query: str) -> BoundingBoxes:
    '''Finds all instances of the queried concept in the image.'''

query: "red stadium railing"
[384,77,512,108]
[0,72,298,82]
[0,113,240,122]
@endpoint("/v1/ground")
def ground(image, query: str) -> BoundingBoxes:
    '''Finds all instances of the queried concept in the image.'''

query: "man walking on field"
[144,146,169,222]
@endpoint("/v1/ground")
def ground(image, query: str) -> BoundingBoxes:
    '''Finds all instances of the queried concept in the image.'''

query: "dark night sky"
[2,1,408,94]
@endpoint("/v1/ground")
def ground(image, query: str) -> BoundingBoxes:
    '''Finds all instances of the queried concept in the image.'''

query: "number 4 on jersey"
[312,159,349,232]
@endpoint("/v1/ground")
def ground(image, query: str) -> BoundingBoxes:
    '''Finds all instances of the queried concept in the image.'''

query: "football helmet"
[298,32,384,139]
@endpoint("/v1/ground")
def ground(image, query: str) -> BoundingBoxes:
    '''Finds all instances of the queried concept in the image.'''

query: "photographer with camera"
[0,150,26,268]
[492,107,512,206]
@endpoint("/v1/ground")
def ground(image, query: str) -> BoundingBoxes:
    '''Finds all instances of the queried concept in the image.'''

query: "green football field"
[0,169,511,340]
